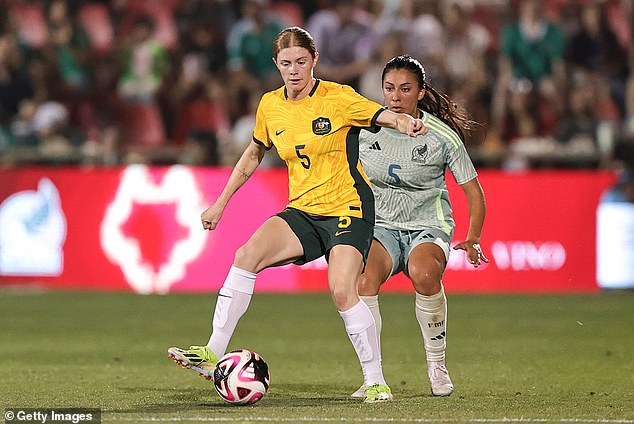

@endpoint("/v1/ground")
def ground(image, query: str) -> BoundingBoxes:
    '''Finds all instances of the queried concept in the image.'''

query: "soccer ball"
[213,349,270,405]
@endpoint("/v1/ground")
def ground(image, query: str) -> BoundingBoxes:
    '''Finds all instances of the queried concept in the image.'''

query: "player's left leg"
[352,235,397,398]
[328,244,392,402]
[407,240,454,396]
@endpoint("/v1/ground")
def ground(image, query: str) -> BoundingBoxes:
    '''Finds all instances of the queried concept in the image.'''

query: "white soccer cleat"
[350,384,367,398]
[428,362,454,396]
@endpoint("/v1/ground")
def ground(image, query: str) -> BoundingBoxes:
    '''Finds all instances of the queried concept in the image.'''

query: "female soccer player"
[168,27,427,403]
[352,55,488,398]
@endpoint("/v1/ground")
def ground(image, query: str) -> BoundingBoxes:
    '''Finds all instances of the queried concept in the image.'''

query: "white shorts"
[373,226,452,277]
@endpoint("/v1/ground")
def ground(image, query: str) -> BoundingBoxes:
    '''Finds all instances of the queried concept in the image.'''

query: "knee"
[330,282,357,311]
[358,272,381,296]
[233,243,260,272]
[408,261,442,295]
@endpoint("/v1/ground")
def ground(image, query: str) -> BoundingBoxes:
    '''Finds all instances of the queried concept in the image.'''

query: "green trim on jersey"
[423,113,462,149]
[435,192,453,235]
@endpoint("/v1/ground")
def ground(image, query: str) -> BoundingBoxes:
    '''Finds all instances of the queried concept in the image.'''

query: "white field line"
[111,417,634,423]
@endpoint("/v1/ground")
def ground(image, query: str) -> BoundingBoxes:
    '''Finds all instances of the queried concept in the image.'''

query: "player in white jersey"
[353,55,488,397]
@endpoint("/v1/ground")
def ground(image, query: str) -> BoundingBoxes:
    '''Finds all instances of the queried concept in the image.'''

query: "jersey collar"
[284,79,321,100]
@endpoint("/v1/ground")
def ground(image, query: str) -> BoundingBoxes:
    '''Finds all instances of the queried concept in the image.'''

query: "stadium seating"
[9,3,48,48]
[78,3,114,56]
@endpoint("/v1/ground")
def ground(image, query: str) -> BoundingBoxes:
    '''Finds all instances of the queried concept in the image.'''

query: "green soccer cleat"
[363,383,393,403]
[168,345,218,380]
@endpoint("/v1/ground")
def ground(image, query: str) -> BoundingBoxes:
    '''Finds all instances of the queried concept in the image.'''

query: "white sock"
[360,295,382,360]
[339,300,385,386]
[206,266,256,358]
[415,285,447,363]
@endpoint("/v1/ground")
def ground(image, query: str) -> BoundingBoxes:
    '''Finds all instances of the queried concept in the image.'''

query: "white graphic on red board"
[0,178,67,276]
[100,165,207,293]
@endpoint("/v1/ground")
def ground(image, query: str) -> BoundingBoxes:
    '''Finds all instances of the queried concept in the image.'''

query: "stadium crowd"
[0,0,632,170]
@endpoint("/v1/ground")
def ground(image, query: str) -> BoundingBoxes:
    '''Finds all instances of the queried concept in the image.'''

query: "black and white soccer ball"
[213,349,270,405]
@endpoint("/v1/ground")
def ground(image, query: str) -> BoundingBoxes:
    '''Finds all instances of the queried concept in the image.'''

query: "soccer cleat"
[350,384,367,398]
[428,362,454,396]
[363,383,393,403]
[168,345,218,380]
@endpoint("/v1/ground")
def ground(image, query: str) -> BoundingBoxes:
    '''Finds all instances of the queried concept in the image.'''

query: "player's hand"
[453,241,489,268]
[201,203,224,231]
[396,114,429,137]
[408,117,429,137]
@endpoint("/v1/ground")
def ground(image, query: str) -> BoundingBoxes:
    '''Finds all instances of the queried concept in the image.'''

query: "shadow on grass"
[109,383,370,416]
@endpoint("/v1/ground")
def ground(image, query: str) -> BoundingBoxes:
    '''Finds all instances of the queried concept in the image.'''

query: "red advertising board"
[0,166,617,293]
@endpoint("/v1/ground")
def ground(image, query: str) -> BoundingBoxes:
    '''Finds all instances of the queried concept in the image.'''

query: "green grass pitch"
[0,289,632,423]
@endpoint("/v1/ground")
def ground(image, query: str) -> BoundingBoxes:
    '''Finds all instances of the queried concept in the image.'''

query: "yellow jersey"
[253,79,383,221]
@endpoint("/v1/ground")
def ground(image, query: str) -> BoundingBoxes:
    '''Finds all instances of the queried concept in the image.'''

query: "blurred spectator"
[181,20,227,78]
[45,0,103,143]
[362,0,409,38]
[0,33,34,124]
[116,16,169,103]
[358,30,405,103]
[178,131,219,166]
[33,100,81,163]
[439,0,491,128]
[551,73,601,166]
[10,99,38,147]
[171,75,231,165]
[498,0,565,86]
[225,0,286,118]
[566,1,629,120]
[80,125,122,167]
[226,88,258,166]
[25,52,55,105]
[489,0,566,156]
[0,123,11,152]
[45,0,92,93]
[307,0,375,88]
[114,14,169,160]
[406,0,445,85]
[553,74,599,150]
[175,0,236,45]
[228,88,283,168]
[114,0,180,52]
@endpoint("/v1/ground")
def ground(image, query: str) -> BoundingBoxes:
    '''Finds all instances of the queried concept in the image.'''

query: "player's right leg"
[168,345,218,380]
[169,215,304,379]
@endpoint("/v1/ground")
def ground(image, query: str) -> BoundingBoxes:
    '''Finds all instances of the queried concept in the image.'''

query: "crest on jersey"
[312,117,332,135]
[411,144,428,164]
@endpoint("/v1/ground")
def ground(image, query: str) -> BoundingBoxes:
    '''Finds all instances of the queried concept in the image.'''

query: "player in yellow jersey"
[168,27,427,403]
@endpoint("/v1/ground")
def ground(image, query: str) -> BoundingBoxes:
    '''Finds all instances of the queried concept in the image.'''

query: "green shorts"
[276,208,374,265]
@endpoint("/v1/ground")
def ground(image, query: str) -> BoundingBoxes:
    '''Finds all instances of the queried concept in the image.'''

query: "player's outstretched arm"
[201,141,265,231]
[375,109,428,137]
